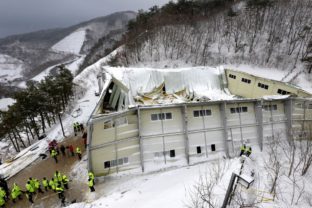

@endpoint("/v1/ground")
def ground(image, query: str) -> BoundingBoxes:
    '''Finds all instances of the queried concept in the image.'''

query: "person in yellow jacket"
[76,147,82,160]
[55,184,65,205]
[11,183,22,203]
[34,178,44,193]
[54,171,62,182]
[0,196,5,208]
[88,178,95,192]
[88,171,95,184]
[62,174,69,189]
[239,144,246,156]
[0,188,6,201]
[51,148,58,163]
[42,177,49,192]
[49,178,56,192]
[25,181,34,203]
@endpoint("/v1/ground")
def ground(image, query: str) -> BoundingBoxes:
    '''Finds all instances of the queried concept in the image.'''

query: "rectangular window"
[170,150,176,158]
[118,158,124,165]
[193,109,212,117]
[104,161,110,169]
[123,157,129,164]
[308,104,312,109]
[165,113,172,119]
[230,107,248,113]
[104,120,113,129]
[111,159,117,167]
[241,78,251,84]
[193,110,200,117]
[257,82,269,90]
[263,104,278,111]
[151,114,158,121]
[277,89,290,95]
[151,112,173,121]
[197,146,201,154]
[211,144,216,152]
[229,74,236,79]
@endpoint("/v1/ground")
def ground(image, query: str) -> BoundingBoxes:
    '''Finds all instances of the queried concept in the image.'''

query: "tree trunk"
[8,132,19,152]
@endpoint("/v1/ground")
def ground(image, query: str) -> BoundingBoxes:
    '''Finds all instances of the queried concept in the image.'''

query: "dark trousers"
[28,192,34,203]
[239,150,244,156]
[53,156,58,163]
[38,187,44,193]
[90,186,95,192]
[44,186,48,191]
[78,153,81,160]
[64,184,68,189]
[58,192,65,205]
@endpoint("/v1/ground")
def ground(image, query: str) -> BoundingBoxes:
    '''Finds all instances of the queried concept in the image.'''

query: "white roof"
[103,66,233,105]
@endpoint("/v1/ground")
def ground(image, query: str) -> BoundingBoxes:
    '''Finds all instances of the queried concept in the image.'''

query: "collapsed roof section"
[94,66,233,115]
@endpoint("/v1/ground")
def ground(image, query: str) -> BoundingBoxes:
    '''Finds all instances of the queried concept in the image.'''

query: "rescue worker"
[49,178,56,192]
[246,146,252,157]
[51,148,58,163]
[62,174,69,189]
[88,178,95,192]
[54,171,62,182]
[240,144,246,156]
[11,183,22,203]
[28,177,36,193]
[34,178,44,193]
[76,122,81,132]
[73,123,77,136]
[0,178,9,197]
[42,177,49,192]
[0,196,4,208]
[76,147,82,160]
[55,183,65,205]
[25,181,34,203]
[88,171,95,184]
[0,188,6,201]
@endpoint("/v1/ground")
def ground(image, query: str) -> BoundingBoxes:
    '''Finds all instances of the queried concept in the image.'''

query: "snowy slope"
[0,54,24,83]
[0,98,16,111]
[52,29,86,55]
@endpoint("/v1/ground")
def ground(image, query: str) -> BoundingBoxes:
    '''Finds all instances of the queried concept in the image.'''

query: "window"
[165,112,172,119]
[151,114,158,121]
[230,106,248,113]
[170,150,176,158]
[197,146,201,154]
[104,120,113,129]
[211,144,216,152]
[193,109,212,117]
[277,89,290,95]
[263,104,277,111]
[308,104,312,109]
[229,74,236,79]
[104,161,110,168]
[104,157,129,169]
[150,112,173,121]
[241,78,251,84]
[258,82,269,90]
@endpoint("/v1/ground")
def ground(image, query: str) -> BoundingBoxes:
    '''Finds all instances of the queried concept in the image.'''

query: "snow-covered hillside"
[52,30,86,55]
[0,54,24,83]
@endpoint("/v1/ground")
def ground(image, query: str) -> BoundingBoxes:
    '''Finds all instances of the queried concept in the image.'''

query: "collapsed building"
[87,66,312,176]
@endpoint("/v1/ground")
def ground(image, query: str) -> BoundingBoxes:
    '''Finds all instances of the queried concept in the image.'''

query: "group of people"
[0,170,70,207]
[239,144,252,157]
[50,144,82,163]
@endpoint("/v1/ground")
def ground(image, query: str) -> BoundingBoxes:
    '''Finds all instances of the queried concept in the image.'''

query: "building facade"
[87,97,312,176]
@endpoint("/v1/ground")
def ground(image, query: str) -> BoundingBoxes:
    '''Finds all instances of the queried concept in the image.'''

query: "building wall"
[89,98,311,176]
[225,69,312,98]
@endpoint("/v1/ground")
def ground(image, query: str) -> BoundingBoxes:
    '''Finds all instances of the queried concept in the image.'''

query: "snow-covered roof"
[103,66,233,106]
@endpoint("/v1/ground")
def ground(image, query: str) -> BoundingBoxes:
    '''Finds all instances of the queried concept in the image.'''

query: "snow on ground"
[0,140,49,179]
[52,29,86,55]
[0,54,24,83]
[0,97,16,111]
[65,55,86,76]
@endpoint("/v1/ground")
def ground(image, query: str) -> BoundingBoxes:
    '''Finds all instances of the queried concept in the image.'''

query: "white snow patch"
[0,98,16,111]
[0,54,24,82]
[52,30,86,55]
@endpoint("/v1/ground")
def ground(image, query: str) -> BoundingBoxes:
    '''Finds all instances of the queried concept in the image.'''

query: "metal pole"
[220,102,230,158]
[137,108,145,172]
[182,105,190,165]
